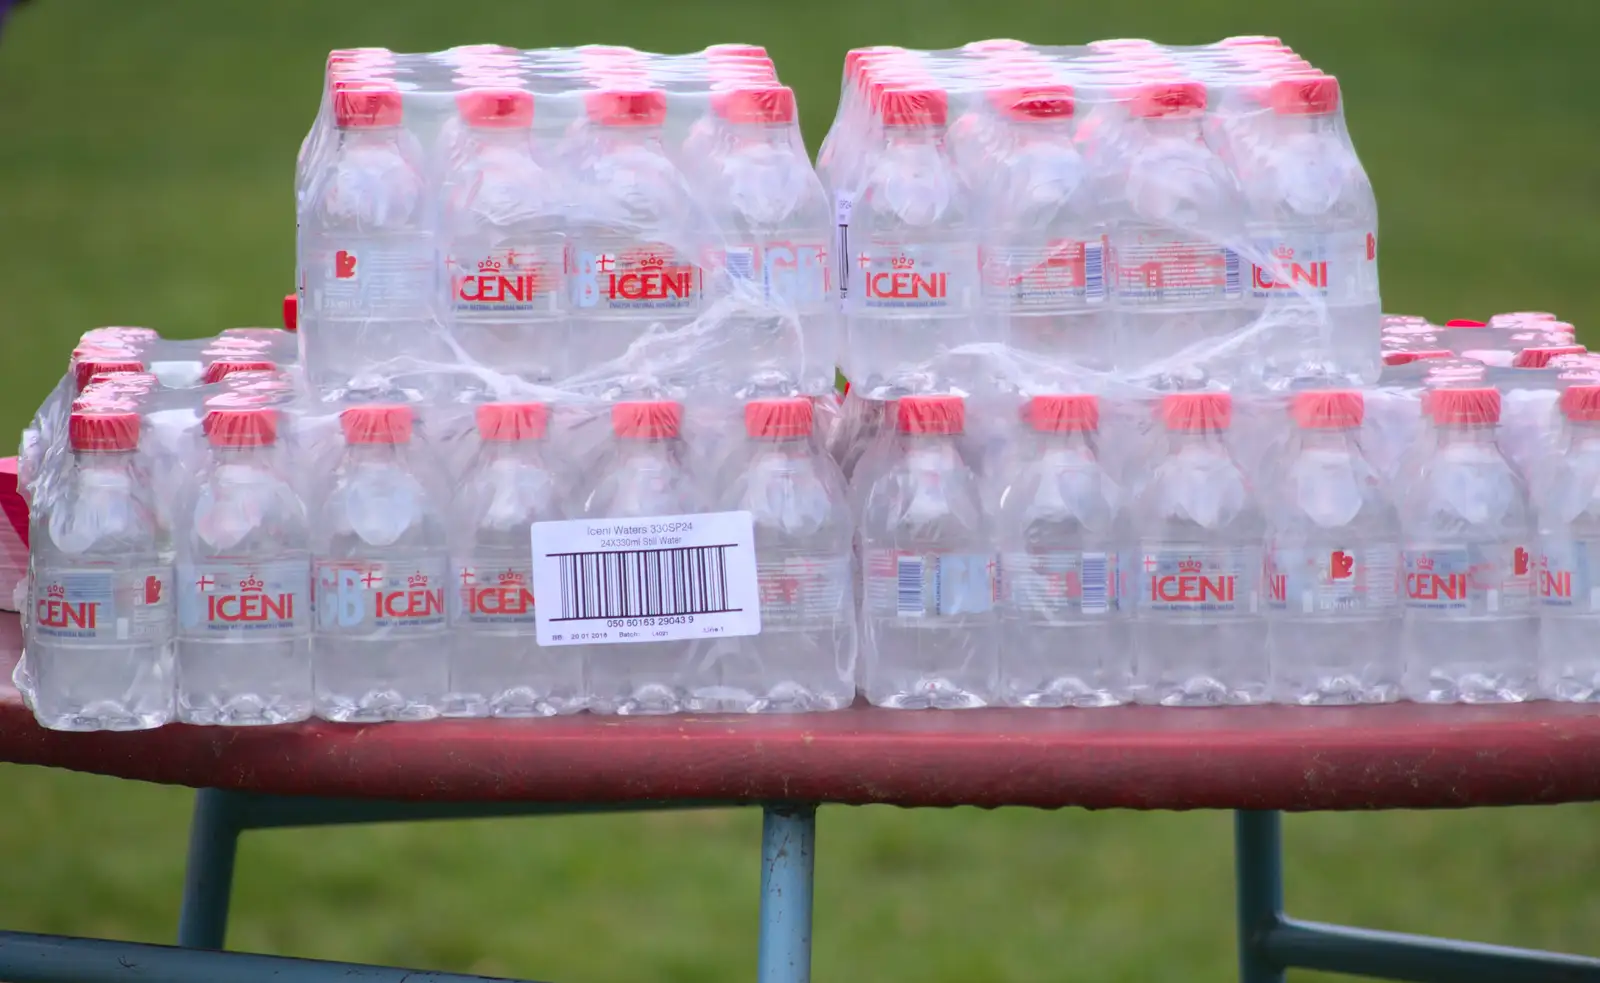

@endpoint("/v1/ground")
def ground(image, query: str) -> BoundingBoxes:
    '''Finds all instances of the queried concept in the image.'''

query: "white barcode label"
[530,511,761,646]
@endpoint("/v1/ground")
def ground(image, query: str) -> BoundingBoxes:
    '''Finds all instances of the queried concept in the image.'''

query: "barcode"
[725,247,757,283]
[1081,553,1109,614]
[896,555,924,617]
[1223,248,1241,299]
[550,545,741,622]
[1084,241,1105,302]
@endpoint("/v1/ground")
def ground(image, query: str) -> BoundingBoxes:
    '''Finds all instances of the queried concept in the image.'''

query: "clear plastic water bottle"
[859,394,996,708]
[299,86,439,394]
[996,395,1126,706]
[1537,385,1600,700]
[440,88,569,383]
[175,407,312,724]
[1242,76,1381,383]
[1264,390,1400,704]
[698,86,836,395]
[1399,388,1536,702]
[1132,392,1266,705]
[448,401,575,716]
[1110,82,1247,379]
[566,90,704,381]
[702,398,855,711]
[27,410,174,730]
[846,87,981,397]
[979,86,1113,371]
[583,400,700,714]
[313,404,449,721]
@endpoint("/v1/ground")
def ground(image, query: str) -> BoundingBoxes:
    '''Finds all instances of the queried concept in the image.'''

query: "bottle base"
[439,689,585,718]
[179,698,311,726]
[1407,674,1535,704]
[594,683,686,716]
[317,692,441,723]
[1008,678,1126,708]
[33,708,168,732]
[867,677,988,710]
[1274,676,1400,706]
[1143,676,1268,707]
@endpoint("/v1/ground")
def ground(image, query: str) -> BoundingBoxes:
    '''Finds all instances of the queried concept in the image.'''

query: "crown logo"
[1416,555,1434,571]
[638,254,665,270]
[408,571,430,588]
[498,569,525,585]
[1177,558,1203,574]
[1273,244,1295,261]
[240,575,265,593]
[47,583,66,599]
[478,258,501,273]
[890,254,915,270]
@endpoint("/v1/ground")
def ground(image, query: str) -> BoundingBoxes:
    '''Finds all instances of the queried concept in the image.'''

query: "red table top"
[3,614,1599,810]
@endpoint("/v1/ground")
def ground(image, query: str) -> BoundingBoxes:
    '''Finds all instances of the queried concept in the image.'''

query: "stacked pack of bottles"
[18,42,859,731]
[821,35,1380,395]
[17,37,1599,731]
[822,37,1597,710]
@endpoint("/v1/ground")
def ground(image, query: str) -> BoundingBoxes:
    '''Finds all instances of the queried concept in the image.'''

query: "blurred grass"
[1,0,1598,980]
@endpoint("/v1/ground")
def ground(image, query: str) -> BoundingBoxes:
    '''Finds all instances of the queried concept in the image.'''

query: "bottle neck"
[346,442,409,466]
[212,444,277,464]
[883,124,942,148]
[1031,429,1098,460]
[726,122,793,148]
[1434,423,1499,448]
[74,448,138,470]
[1166,429,1229,452]
[339,127,405,151]
[1293,428,1359,452]
[480,439,545,466]
[596,125,666,152]
[1140,115,1205,142]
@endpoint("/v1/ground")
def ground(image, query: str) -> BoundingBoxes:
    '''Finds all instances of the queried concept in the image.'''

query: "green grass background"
[1,1,1598,980]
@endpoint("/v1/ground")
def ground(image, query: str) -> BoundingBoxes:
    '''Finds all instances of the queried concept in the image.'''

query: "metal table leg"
[1235,810,1285,983]
[757,803,816,983]
[176,789,244,950]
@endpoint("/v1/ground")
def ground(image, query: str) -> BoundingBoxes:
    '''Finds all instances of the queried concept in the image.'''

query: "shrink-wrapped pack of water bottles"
[15,37,1597,732]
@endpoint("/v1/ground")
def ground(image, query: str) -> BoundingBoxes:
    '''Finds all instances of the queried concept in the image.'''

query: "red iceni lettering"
[466,585,535,615]
[607,269,693,301]
[207,592,294,623]
[865,271,947,300]
[1406,573,1467,600]
[1152,574,1235,603]
[37,599,97,630]
[458,273,541,303]
[1540,569,1573,599]
[377,588,445,619]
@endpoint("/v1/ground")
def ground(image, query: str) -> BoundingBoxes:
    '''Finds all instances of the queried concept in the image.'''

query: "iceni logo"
[863,254,947,301]
[204,573,295,624]
[457,257,544,305]
[378,571,445,620]
[1151,557,1235,603]
[463,568,535,616]
[1539,554,1572,599]
[37,582,96,630]
[1253,245,1327,291]
[1405,554,1466,601]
